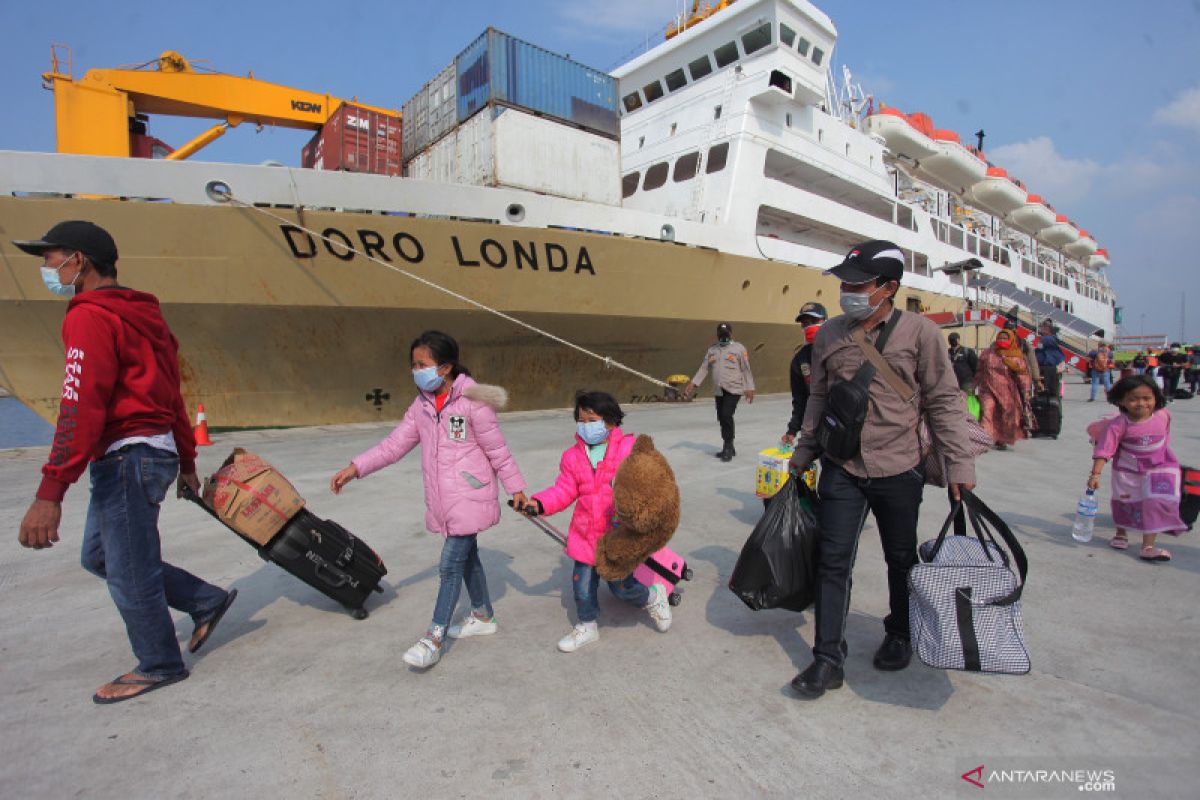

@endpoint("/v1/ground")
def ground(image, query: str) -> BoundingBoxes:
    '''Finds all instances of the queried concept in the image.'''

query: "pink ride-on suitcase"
[509,502,693,606]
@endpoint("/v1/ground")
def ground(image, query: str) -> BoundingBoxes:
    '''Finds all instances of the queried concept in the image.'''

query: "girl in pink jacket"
[518,391,672,652]
[331,331,527,669]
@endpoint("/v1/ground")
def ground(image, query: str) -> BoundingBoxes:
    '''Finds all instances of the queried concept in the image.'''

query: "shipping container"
[301,103,402,176]
[455,28,618,138]
[404,105,621,205]
[401,62,457,162]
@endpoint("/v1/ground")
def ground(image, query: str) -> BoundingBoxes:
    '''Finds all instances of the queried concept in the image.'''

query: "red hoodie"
[37,287,197,502]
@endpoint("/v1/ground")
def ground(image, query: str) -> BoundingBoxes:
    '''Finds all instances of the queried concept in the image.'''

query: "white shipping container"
[405,107,621,206]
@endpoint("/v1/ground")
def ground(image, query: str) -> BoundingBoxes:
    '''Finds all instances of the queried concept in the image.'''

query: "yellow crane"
[41,45,399,160]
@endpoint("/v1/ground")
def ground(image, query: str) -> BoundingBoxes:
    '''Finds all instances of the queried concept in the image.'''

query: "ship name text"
[280,225,596,275]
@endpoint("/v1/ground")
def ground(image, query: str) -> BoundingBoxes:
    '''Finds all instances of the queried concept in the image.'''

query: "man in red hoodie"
[15,220,237,704]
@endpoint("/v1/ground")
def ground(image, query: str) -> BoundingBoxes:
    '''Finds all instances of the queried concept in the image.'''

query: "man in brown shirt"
[787,240,977,699]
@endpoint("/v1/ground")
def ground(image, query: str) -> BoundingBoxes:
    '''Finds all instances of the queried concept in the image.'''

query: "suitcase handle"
[313,561,350,589]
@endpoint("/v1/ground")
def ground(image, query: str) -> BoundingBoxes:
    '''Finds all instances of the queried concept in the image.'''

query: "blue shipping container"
[456,28,619,138]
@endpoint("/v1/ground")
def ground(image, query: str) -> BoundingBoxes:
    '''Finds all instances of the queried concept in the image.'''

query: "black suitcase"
[185,488,387,619]
[1031,395,1061,438]
[261,510,387,619]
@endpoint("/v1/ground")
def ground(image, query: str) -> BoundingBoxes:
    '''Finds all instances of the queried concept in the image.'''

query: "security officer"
[782,302,826,445]
[685,323,755,461]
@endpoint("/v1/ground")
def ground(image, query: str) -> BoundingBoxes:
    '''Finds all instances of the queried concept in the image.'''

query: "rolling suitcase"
[184,486,387,619]
[1031,395,1061,439]
[510,501,692,606]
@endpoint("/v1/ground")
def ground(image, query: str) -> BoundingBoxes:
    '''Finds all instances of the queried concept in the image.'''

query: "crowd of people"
[12,221,1187,707]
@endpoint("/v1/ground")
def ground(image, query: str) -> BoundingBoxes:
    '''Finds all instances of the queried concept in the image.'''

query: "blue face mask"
[413,365,445,392]
[577,419,609,445]
[40,254,81,298]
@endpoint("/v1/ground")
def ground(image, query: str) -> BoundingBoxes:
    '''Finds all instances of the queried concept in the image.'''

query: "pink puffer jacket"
[352,375,525,536]
[532,428,636,565]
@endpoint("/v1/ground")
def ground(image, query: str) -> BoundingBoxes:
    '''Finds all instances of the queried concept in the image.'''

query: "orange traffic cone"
[194,403,213,447]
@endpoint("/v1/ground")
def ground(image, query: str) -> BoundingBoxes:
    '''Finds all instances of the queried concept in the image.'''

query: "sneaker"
[557,622,600,653]
[448,613,498,639]
[403,635,442,668]
[645,583,673,632]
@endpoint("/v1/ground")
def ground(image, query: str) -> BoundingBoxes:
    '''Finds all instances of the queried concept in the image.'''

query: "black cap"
[824,240,904,284]
[948,332,960,343]
[794,301,827,323]
[14,220,118,269]
[716,322,732,336]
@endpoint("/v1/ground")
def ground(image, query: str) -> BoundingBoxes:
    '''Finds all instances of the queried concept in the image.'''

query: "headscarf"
[994,330,1028,376]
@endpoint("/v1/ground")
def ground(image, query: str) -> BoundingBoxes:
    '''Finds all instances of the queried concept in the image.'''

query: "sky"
[2,0,1198,341]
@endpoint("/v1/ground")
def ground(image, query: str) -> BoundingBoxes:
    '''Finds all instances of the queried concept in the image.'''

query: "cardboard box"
[755,446,817,498]
[203,448,305,545]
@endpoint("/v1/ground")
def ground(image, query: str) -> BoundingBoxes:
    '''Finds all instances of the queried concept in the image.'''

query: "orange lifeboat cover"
[932,129,960,143]
[908,113,935,136]
[986,166,1008,177]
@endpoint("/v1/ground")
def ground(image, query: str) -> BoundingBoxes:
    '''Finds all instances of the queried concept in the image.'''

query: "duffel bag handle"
[961,489,1028,604]
[923,499,966,563]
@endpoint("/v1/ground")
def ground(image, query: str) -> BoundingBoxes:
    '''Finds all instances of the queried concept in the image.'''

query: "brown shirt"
[792,308,977,485]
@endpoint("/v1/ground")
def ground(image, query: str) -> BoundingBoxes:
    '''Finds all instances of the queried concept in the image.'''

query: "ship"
[0,0,1116,428]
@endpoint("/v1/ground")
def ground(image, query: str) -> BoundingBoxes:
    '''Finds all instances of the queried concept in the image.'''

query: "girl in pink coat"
[517,391,672,652]
[331,331,527,669]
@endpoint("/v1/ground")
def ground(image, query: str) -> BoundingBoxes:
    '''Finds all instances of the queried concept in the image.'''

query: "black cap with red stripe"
[825,240,904,284]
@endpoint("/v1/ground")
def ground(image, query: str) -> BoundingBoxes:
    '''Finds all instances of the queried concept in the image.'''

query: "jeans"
[1089,369,1112,400]
[431,533,492,628]
[81,445,228,678]
[812,461,924,667]
[572,561,649,623]
[714,392,741,444]
[1163,368,1180,399]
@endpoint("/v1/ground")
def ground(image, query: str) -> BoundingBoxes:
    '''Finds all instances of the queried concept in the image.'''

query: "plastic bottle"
[1072,488,1098,543]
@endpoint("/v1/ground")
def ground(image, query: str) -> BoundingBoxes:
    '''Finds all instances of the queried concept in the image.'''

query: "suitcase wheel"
[351,607,369,620]
[668,592,681,607]
[681,566,693,582]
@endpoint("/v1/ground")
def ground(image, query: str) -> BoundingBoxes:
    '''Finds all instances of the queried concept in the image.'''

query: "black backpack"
[815,311,901,461]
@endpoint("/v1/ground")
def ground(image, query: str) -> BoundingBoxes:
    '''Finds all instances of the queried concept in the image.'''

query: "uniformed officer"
[685,323,755,461]
[782,301,826,445]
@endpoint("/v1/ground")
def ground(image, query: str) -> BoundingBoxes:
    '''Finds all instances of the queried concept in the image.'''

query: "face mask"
[718,337,731,346]
[40,254,80,298]
[839,286,883,321]
[577,420,608,445]
[413,365,445,392]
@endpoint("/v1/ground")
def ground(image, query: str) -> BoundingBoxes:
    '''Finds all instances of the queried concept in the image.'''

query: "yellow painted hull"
[0,196,969,427]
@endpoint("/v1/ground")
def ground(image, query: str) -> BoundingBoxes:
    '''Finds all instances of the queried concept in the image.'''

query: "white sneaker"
[645,583,673,632]
[557,622,600,653]
[448,614,498,639]
[403,635,442,668]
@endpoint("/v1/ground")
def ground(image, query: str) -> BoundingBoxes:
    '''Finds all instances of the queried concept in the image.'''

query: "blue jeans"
[812,461,924,667]
[572,561,650,623]
[431,534,492,628]
[1090,369,1112,400]
[81,445,228,678]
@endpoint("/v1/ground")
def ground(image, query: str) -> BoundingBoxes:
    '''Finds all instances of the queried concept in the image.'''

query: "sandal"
[189,588,238,654]
[1110,535,1129,550]
[1139,546,1172,562]
[92,671,189,705]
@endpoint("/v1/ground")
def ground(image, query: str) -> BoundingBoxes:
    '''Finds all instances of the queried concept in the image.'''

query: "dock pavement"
[1,382,1196,798]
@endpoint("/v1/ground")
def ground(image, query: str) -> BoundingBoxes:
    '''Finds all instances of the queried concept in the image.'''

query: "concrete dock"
[1,382,1197,798]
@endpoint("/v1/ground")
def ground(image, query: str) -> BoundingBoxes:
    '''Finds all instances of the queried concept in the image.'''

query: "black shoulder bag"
[815,310,901,461]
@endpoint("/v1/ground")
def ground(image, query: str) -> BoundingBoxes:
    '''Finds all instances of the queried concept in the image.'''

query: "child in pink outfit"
[516,391,672,652]
[1089,375,1185,561]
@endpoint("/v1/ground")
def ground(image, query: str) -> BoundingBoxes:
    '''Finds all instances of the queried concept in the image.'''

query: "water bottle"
[1073,488,1098,542]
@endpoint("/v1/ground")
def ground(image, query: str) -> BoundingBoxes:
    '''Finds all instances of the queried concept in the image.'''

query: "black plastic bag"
[729,476,820,612]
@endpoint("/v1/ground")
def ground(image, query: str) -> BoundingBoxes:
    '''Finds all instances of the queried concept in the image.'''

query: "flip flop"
[189,588,238,654]
[92,671,188,705]
[1110,536,1129,550]
[1139,546,1172,562]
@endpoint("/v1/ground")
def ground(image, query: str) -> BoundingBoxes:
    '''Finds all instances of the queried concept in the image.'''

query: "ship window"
[714,41,739,68]
[769,70,792,94]
[742,23,772,55]
[714,105,722,120]
[622,172,640,198]
[706,142,730,173]
[688,54,714,81]
[643,80,665,104]
[780,23,796,47]
[906,297,922,312]
[796,37,810,56]
[664,68,688,92]
[643,162,669,191]
[811,46,825,66]
[622,92,643,113]
[673,152,700,182]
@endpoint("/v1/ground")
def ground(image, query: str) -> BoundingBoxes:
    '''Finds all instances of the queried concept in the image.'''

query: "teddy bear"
[594,434,681,581]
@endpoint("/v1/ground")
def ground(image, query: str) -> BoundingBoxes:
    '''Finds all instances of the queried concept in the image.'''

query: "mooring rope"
[212,187,671,390]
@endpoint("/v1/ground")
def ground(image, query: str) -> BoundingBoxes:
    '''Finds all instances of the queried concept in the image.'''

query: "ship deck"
[0,385,1195,797]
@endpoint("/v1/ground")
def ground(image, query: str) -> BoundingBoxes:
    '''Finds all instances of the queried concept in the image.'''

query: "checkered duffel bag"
[909,489,1030,674]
